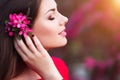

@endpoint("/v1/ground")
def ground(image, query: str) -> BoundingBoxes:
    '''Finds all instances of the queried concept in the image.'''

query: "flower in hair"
[5,13,32,38]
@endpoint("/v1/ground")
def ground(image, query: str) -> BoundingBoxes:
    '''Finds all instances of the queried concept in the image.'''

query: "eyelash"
[48,15,55,20]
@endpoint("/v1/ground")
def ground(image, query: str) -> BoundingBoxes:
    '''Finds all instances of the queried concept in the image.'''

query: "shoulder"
[52,56,69,80]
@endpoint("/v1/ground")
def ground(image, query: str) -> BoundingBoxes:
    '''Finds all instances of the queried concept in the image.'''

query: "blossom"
[5,13,32,38]
[19,27,32,37]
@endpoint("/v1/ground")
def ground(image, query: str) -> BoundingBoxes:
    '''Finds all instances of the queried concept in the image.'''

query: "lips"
[59,29,67,37]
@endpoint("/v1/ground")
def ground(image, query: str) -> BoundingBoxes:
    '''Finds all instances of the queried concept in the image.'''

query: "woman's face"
[32,0,68,49]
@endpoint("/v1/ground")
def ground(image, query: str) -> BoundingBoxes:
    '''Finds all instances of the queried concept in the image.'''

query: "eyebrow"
[45,8,56,14]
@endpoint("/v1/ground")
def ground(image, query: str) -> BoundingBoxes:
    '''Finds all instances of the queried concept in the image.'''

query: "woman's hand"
[14,35,63,80]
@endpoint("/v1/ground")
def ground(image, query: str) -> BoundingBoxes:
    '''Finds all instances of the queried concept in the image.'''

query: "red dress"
[38,57,69,80]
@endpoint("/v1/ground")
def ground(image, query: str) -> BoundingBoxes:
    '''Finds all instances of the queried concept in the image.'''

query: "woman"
[0,0,69,80]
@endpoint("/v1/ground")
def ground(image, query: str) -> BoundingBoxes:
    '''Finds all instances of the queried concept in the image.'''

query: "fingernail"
[32,34,34,37]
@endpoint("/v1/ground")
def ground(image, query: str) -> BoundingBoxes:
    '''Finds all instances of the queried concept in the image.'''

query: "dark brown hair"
[0,0,41,80]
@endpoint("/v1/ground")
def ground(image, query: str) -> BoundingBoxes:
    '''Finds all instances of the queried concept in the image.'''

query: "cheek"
[34,25,57,38]
[32,24,58,46]
[33,22,56,35]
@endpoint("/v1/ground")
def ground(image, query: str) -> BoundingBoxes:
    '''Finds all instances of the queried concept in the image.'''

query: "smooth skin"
[13,0,68,80]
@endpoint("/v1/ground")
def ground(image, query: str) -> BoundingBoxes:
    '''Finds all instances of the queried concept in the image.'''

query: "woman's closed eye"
[48,15,55,20]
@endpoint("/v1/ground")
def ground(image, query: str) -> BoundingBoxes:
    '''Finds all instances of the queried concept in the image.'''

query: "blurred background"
[50,0,120,80]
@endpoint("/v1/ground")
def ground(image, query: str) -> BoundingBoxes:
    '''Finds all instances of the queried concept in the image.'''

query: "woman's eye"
[48,16,55,20]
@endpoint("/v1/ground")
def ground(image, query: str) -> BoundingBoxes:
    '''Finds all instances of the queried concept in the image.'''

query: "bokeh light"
[111,0,120,12]
[114,0,120,7]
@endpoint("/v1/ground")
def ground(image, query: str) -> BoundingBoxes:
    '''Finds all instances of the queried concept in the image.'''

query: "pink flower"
[19,27,32,37]
[5,13,32,37]
[9,32,14,36]
[8,13,30,28]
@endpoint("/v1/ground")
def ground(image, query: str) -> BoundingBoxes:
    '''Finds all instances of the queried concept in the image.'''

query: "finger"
[15,38,31,56]
[24,35,39,54]
[14,40,27,60]
[32,35,45,53]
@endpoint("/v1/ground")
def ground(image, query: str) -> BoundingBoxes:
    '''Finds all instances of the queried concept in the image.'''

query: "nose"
[59,13,68,26]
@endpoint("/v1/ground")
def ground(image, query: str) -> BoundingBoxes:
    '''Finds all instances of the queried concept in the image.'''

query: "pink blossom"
[5,13,32,37]
[9,32,14,37]
[8,13,30,28]
[19,27,32,37]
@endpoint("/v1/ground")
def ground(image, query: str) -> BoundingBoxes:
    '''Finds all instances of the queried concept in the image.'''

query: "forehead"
[39,0,57,13]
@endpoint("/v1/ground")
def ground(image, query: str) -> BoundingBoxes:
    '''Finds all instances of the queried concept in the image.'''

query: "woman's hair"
[0,0,41,80]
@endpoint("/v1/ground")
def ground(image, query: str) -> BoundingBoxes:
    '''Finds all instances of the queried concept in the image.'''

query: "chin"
[44,38,67,49]
[58,38,67,47]
[49,40,67,49]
